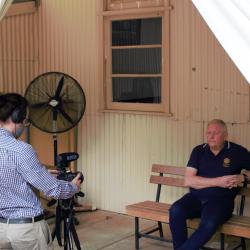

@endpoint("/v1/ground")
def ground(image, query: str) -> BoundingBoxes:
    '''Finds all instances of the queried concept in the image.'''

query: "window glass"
[112,77,161,103]
[112,48,161,74]
[111,17,162,105]
[112,18,162,46]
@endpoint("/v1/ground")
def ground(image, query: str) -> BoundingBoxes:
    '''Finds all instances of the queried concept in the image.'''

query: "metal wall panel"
[1,0,250,214]
[188,1,249,123]
[0,11,38,93]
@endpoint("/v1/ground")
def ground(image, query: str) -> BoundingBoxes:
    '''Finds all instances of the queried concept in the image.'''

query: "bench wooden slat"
[221,216,250,238]
[150,175,185,187]
[127,201,250,239]
[152,164,185,176]
[126,201,171,222]
[188,216,250,238]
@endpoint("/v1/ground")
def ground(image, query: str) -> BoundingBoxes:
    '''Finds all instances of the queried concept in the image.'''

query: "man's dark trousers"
[169,192,234,250]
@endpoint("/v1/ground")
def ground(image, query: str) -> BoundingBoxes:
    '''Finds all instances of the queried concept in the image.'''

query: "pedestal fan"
[25,71,86,165]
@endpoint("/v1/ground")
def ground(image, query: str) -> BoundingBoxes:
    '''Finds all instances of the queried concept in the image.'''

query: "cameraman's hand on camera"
[49,169,58,177]
[72,173,82,191]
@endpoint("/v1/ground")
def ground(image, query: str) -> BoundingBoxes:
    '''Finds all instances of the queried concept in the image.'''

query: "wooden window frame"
[105,0,166,10]
[101,1,170,114]
[6,0,38,17]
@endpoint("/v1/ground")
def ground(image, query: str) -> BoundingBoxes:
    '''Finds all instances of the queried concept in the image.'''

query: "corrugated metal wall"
[0,0,250,213]
[0,10,38,93]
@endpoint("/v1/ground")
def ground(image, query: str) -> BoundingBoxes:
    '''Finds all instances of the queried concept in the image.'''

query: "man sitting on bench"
[169,119,250,250]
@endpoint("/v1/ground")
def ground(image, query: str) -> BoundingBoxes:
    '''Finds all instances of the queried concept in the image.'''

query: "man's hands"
[72,173,82,191]
[217,175,244,189]
[185,167,245,189]
[48,169,58,177]
[49,169,82,192]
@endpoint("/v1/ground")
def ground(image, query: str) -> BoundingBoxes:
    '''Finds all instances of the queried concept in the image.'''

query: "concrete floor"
[48,210,250,250]
[46,209,250,250]
[48,209,172,250]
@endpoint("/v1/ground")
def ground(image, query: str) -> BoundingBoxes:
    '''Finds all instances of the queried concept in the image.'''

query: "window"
[102,0,170,113]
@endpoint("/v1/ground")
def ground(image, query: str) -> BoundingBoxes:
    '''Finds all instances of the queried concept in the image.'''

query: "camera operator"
[0,93,82,250]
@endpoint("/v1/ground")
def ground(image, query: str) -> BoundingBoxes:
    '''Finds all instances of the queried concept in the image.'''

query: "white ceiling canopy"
[0,0,13,22]
[192,0,250,84]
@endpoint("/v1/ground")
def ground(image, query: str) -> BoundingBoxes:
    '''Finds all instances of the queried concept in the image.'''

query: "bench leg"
[241,237,246,250]
[220,233,225,250]
[158,221,164,238]
[135,217,140,249]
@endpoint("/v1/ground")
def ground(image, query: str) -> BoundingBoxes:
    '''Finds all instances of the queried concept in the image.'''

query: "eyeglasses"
[23,118,31,127]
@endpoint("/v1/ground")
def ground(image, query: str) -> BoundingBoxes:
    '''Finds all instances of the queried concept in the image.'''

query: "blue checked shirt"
[0,128,78,219]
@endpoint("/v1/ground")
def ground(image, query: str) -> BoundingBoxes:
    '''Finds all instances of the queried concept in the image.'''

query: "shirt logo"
[223,158,231,167]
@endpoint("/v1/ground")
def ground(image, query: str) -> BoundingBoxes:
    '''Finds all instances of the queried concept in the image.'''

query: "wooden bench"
[126,164,250,250]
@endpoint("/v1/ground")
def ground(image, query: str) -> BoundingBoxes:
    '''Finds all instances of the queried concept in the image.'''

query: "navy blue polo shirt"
[187,141,250,200]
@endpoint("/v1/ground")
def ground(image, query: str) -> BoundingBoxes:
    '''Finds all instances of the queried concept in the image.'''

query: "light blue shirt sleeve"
[17,144,78,199]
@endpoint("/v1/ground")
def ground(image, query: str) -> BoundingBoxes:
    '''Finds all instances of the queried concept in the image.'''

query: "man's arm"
[18,145,81,199]
[184,167,244,189]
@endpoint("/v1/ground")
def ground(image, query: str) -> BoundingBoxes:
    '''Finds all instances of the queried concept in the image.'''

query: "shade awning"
[0,0,13,21]
[192,0,250,84]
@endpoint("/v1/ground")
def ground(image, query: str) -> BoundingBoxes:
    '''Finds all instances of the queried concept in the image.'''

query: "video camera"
[56,152,84,183]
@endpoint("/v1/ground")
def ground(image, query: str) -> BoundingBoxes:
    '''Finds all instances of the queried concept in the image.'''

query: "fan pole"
[52,112,58,166]
[53,134,58,166]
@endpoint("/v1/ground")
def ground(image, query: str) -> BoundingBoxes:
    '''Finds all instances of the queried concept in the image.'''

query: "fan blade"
[58,107,74,124]
[31,102,48,109]
[31,106,51,127]
[54,76,64,98]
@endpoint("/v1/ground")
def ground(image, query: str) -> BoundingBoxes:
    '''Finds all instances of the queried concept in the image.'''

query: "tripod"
[48,150,84,249]
[51,197,81,250]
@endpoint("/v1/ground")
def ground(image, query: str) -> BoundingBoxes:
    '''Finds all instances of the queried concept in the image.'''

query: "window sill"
[101,109,173,117]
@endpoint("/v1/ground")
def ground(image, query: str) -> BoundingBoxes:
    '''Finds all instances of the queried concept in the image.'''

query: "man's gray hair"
[207,119,228,135]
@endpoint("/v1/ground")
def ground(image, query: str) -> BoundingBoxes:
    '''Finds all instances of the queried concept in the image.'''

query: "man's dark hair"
[0,93,28,123]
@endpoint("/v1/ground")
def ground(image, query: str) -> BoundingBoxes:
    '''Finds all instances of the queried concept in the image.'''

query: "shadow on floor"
[48,209,172,250]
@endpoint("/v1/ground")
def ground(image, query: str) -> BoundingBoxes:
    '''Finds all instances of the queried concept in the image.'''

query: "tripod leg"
[55,218,62,246]
[68,230,75,250]
[70,222,81,250]
[64,219,68,250]
[64,218,76,250]
[51,204,63,245]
